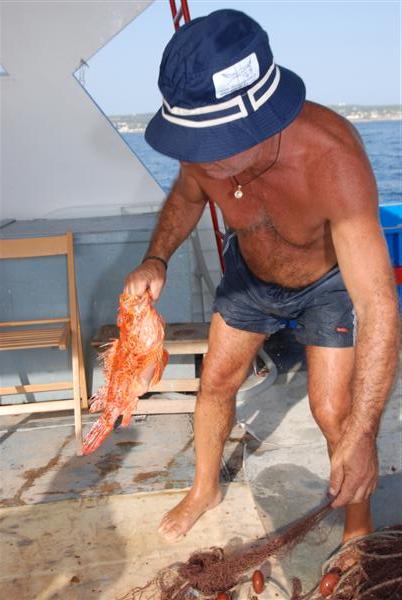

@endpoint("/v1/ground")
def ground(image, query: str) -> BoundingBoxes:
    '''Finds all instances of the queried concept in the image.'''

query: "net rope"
[118,507,402,600]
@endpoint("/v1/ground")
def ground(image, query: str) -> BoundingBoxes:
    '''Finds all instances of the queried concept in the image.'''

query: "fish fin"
[88,396,105,413]
[120,409,133,428]
[88,386,107,413]
[82,409,119,455]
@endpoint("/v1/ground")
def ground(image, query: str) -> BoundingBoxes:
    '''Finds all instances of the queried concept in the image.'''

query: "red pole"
[181,0,191,23]
[209,203,225,272]
[173,7,183,28]
[167,0,225,272]
[169,0,179,30]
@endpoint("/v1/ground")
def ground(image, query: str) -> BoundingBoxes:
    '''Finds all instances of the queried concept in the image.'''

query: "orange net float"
[318,569,341,597]
[82,290,169,455]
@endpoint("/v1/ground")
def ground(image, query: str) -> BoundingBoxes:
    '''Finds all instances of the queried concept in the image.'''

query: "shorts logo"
[336,326,349,333]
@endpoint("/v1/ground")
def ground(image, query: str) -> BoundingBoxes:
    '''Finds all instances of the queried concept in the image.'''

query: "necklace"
[232,131,282,199]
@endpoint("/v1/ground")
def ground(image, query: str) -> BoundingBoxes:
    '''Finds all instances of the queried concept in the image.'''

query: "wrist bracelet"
[142,255,168,271]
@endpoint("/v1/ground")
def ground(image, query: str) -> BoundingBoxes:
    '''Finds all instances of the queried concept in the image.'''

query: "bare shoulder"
[301,100,364,155]
[298,101,378,219]
[170,164,208,206]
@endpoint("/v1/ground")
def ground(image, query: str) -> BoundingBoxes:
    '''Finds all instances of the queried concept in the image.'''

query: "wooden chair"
[0,232,87,454]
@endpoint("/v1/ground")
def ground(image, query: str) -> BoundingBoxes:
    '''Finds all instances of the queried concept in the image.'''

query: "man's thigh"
[201,312,266,394]
[294,267,356,349]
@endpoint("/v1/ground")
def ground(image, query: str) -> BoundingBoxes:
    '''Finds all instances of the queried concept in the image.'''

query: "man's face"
[181,143,263,179]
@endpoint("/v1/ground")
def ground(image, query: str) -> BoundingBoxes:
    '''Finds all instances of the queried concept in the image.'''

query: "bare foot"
[158,487,223,542]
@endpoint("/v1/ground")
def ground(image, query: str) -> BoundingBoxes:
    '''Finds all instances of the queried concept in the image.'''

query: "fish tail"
[82,410,118,455]
[120,403,136,428]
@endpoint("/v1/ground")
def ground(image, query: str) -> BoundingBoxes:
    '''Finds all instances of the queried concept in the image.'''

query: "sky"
[82,1,401,115]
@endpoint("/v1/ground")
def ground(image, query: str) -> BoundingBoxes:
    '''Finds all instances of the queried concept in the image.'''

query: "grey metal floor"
[0,331,401,597]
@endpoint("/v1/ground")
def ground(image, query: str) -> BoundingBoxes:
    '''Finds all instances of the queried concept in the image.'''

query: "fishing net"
[291,526,402,600]
[118,503,402,600]
[118,500,332,599]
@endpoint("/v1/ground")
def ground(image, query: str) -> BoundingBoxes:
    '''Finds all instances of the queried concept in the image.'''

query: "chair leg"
[77,321,88,409]
[71,332,83,455]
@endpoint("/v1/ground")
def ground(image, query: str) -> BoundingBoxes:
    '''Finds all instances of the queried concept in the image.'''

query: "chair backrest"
[0,234,69,259]
[0,232,79,326]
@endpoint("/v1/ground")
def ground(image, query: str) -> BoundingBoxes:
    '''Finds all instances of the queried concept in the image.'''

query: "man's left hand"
[329,425,378,508]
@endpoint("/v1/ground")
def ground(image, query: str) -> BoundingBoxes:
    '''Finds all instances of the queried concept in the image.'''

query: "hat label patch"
[213,52,260,99]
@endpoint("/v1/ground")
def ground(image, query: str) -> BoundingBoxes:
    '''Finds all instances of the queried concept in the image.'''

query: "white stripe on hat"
[162,63,280,128]
[248,62,280,111]
[164,92,247,116]
[162,96,248,128]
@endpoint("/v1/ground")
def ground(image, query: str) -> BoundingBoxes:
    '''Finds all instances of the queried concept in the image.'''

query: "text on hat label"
[213,52,260,99]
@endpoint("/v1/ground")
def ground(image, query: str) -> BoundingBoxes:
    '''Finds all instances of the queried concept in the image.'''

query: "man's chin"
[203,167,244,179]
[204,171,232,180]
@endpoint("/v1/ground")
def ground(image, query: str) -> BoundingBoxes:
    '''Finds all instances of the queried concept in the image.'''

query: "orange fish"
[82,291,168,455]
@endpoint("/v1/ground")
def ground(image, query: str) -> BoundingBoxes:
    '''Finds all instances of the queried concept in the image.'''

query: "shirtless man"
[124,10,399,544]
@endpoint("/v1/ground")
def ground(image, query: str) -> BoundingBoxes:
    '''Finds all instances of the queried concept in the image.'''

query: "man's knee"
[310,395,350,446]
[199,351,247,399]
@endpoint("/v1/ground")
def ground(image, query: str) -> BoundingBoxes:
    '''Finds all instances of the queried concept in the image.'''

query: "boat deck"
[0,331,401,599]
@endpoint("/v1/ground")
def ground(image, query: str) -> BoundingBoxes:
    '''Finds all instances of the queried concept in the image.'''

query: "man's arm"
[124,166,208,299]
[145,166,208,262]
[323,140,399,507]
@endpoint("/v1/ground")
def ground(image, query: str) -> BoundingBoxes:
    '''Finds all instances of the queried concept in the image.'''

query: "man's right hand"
[123,259,167,301]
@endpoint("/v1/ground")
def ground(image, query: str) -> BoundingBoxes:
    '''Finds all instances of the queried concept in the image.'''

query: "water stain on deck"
[134,470,167,483]
[94,453,124,477]
[116,441,142,448]
[98,481,122,494]
[0,434,72,507]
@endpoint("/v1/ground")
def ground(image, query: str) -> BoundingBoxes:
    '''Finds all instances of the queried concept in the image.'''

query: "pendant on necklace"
[234,185,244,199]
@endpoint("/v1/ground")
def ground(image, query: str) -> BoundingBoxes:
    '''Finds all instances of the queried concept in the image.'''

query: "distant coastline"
[109,105,401,133]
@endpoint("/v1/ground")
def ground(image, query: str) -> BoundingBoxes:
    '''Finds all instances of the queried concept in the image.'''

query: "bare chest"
[198,171,336,286]
[204,170,326,244]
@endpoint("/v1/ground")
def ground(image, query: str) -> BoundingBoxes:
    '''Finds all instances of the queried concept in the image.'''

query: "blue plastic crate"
[380,203,402,266]
[380,204,402,266]
[380,203,402,310]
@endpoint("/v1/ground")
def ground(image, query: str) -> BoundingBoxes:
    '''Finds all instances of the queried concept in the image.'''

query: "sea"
[123,120,401,205]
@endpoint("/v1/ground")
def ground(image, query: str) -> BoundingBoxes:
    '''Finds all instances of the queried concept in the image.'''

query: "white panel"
[0,1,164,219]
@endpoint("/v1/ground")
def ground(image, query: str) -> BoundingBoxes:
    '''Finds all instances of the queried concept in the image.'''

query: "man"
[125,10,399,543]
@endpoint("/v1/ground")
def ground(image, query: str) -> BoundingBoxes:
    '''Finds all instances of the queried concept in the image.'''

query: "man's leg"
[306,345,374,542]
[158,312,266,541]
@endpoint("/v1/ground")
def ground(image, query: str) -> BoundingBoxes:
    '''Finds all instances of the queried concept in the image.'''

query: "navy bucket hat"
[145,9,306,163]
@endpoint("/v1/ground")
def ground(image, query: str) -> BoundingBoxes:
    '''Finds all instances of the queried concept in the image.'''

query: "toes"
[157,518,185,541]
[160,520,176,535]
[157,522,167,533]
[165,532,184,543]
[158,514,169,529]
[163,525,185,543]
[158,512,173,527]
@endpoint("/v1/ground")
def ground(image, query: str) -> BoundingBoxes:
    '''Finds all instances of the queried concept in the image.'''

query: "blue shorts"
[212,231,356,348]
